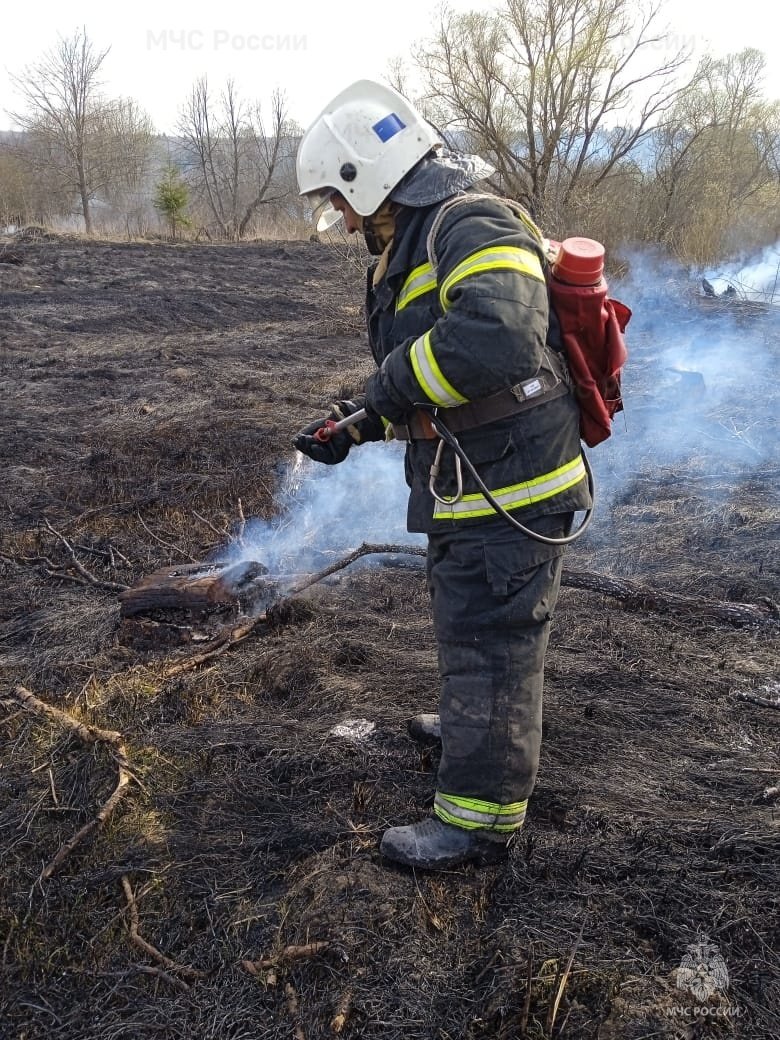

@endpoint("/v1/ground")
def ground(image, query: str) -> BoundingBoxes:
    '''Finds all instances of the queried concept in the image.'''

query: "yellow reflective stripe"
[396,262,437,312]
[435,792,528,831]
[439,245,545,310]
[410,330,469,407]
[433,455,587,520]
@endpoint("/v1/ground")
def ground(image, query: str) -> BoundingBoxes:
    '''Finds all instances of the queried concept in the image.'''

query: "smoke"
[584,245,779,525]
[220,441,424,575]
[703,242,780,303]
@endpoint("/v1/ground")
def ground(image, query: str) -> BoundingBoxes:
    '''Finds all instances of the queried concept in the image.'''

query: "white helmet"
[297,79,441,230]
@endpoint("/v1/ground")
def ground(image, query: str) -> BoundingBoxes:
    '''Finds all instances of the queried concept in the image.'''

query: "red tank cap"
[552,237,605,286]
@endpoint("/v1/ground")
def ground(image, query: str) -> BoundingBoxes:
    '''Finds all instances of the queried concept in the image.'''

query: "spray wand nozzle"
[313,408,368,443]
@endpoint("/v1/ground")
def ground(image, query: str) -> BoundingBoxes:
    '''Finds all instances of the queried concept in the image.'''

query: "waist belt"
[393,356,569,441]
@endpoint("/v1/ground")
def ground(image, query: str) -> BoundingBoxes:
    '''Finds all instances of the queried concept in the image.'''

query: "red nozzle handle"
[313,419,338,443]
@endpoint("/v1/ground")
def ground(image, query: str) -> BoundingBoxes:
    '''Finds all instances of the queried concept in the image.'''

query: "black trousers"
[426,514,570,834]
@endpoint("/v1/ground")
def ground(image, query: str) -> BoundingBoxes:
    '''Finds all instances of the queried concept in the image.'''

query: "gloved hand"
[293,399,368,465]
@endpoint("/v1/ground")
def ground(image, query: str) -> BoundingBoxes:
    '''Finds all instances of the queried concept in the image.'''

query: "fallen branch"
[286,542,426,596]
[563,568,778,626]
[735,691,780,710]
[11,686,134,880]
[121,875,205,979]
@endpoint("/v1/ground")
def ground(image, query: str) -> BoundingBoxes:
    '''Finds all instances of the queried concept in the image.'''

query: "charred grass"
[1,240,778,1039]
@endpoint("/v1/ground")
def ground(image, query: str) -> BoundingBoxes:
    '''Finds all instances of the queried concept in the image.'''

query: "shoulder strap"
[426,192,544,271]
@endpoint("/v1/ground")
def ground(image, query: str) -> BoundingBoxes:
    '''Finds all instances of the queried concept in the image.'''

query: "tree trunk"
[78,167,92,235]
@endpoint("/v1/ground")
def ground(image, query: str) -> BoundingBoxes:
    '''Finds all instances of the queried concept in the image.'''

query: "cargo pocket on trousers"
[482,519,568,600]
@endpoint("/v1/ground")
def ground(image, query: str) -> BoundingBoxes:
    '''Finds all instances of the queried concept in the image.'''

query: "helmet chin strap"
[363,200,399,256]
[363,224,384,256]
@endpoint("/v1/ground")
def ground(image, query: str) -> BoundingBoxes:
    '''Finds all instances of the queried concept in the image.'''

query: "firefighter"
[294,80,591,870]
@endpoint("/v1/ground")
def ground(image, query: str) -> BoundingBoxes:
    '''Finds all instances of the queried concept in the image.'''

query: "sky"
[1,0,778,135]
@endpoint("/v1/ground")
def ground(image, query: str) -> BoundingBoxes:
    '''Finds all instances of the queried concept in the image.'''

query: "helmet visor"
[303,189,344,232]
[316,202,344,233]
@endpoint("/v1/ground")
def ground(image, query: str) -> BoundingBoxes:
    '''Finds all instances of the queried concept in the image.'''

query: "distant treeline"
[2,5,779,263]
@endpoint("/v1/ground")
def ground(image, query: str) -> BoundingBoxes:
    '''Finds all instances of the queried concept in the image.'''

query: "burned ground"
[1,238,778,1040]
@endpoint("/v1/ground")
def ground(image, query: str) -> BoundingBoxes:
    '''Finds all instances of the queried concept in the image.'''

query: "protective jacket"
[359,190,592,533]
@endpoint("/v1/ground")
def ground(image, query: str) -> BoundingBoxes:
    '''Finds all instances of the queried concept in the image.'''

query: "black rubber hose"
[428,414,595,546]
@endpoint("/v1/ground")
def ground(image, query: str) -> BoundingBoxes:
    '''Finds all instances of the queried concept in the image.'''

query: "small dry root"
[330,989,353,1034]
[285,982,306,1040]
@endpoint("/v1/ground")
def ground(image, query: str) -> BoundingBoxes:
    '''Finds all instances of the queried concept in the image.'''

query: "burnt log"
[563,569,779,626]
[118,560,272,618]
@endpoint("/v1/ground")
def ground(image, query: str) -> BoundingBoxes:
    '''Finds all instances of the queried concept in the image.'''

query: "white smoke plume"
[220,442,425,575]
[703,242,780,303]
[590,245,779,520]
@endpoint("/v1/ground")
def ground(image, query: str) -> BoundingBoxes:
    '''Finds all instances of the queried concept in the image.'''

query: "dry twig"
[235,498,247,546]
[136,511,197,562]
[193,510,228,539]
[11,686,134,880]
[241,940,331,972]
[42,518,129,591]
[520,944,534,1037]
[546,921,586,1036]
[132,964,192,992]
[161,614,267,677]
[121,875,205,980]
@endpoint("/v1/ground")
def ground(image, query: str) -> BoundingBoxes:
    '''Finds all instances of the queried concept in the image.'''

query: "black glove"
[293,400,367,465]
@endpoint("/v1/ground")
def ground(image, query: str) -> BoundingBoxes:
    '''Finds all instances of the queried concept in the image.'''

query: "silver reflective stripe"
[433,455,587,520]
[396,262,437,312]
[435,792,528,831]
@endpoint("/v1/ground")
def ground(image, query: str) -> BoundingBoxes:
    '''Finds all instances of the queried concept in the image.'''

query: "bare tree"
[8,29,154,234]
[649,49,780,261]
[414,0,690,228]
[178,79,293,240]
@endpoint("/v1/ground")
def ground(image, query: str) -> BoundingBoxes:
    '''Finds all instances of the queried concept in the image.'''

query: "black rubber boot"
[407,713,441,744]
[380,817,508,869]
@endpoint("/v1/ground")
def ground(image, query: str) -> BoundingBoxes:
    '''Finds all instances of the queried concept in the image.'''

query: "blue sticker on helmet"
[372,113,406,142]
